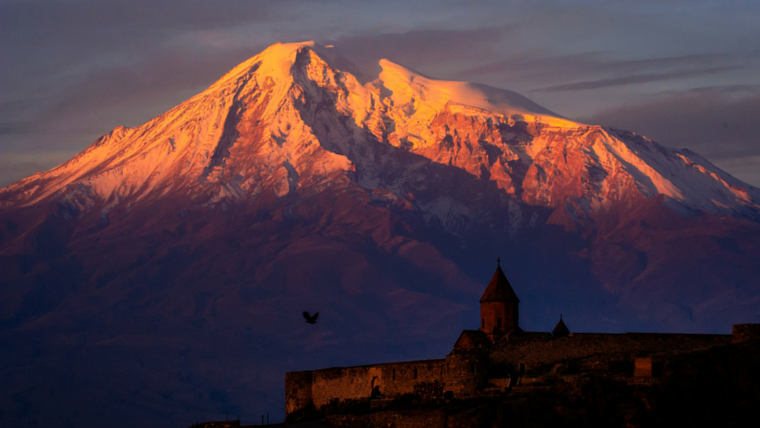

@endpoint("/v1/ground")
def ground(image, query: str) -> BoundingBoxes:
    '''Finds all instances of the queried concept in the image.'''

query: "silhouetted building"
[285,261,759,419]
[552,315,570,337]
[479,260,521,339]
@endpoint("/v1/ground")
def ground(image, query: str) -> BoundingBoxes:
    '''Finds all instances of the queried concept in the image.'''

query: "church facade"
[285,263,758,418]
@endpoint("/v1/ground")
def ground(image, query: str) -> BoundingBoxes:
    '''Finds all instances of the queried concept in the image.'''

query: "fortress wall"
[286,323,753,418]
[444,351,489,395]
[732,324,760,343]
[376,359,448,397]
[328,409,493,428]
[491,333,731,372]
[285,371,313,416]
[309,359,447,408]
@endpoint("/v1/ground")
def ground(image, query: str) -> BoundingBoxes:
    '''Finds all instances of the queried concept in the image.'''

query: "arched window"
[497,317,502,328]
[481,318,485,328]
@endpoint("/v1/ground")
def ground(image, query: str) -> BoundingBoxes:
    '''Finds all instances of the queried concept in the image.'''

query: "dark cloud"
[328,27,510,79]
[0,152,74,187]
[0,122,37,135]
[457,52,748,89]
[0,1,282,154]
[0,0,271,33]
[39,46,258,122]
[0,39,263,154]
[466,52,717,77]
[581,87,760,186]
[534,65,744,92]
[0,0,270,82]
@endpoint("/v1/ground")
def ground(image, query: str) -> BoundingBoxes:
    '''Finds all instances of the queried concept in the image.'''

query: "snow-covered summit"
[376,58,573,126]
[206,41,343,92]
[1,41,759,229]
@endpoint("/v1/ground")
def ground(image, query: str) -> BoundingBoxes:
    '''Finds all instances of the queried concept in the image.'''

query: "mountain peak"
[376,58,575,127]
[206,41,334,93]
[2,41,759,223]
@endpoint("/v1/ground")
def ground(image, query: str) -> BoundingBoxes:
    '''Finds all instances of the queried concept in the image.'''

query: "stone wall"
[188,421,239,428]
[285,371,313,416]
[490,332,731,373]
[732,324,760,343]
[285,326,753,418]
[327,409,491,428]
[286,359,449,416]
[444,350,488,396]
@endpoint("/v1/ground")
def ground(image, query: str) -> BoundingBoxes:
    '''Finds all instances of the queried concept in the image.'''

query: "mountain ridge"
[3,41,757,225]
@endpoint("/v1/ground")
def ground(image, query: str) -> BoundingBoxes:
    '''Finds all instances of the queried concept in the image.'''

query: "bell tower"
[479,258,520,340]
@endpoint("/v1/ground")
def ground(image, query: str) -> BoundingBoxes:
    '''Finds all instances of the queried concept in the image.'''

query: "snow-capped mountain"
[1,41,759,428]
[3,41,758,227]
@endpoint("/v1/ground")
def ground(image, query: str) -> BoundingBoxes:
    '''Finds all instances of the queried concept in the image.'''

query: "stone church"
[285,262,759,418]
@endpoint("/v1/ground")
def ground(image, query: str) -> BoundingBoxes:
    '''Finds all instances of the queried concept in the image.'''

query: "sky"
[1,0,759,187]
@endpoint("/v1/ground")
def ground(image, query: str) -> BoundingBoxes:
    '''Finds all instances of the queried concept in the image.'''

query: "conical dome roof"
[479,264,519,303]
[552,315,570,337]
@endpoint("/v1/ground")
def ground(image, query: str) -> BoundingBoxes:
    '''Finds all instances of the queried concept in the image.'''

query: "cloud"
[713,156,760,189]
[533,66,744,92]
[0,151,76,188]
[457,51,748,88]
[451,50,757,118]
[581,87,760,186]
[0,39,263,158]
[0,122,37,136]
[0,0,271,34]
[327,27,510,78]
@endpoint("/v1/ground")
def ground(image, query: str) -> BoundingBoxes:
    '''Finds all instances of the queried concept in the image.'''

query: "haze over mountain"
[1,42,759,428]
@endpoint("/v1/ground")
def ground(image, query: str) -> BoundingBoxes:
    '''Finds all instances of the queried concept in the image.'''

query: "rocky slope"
[1,41,759,428]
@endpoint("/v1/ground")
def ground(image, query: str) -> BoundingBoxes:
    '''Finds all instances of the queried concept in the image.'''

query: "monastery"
[285,262,760,419]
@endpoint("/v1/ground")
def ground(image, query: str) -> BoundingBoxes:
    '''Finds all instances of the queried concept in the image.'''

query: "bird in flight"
[303,311,319,324]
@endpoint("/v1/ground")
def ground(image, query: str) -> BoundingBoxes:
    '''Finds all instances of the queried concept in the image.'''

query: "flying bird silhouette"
[303,311,319,324]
